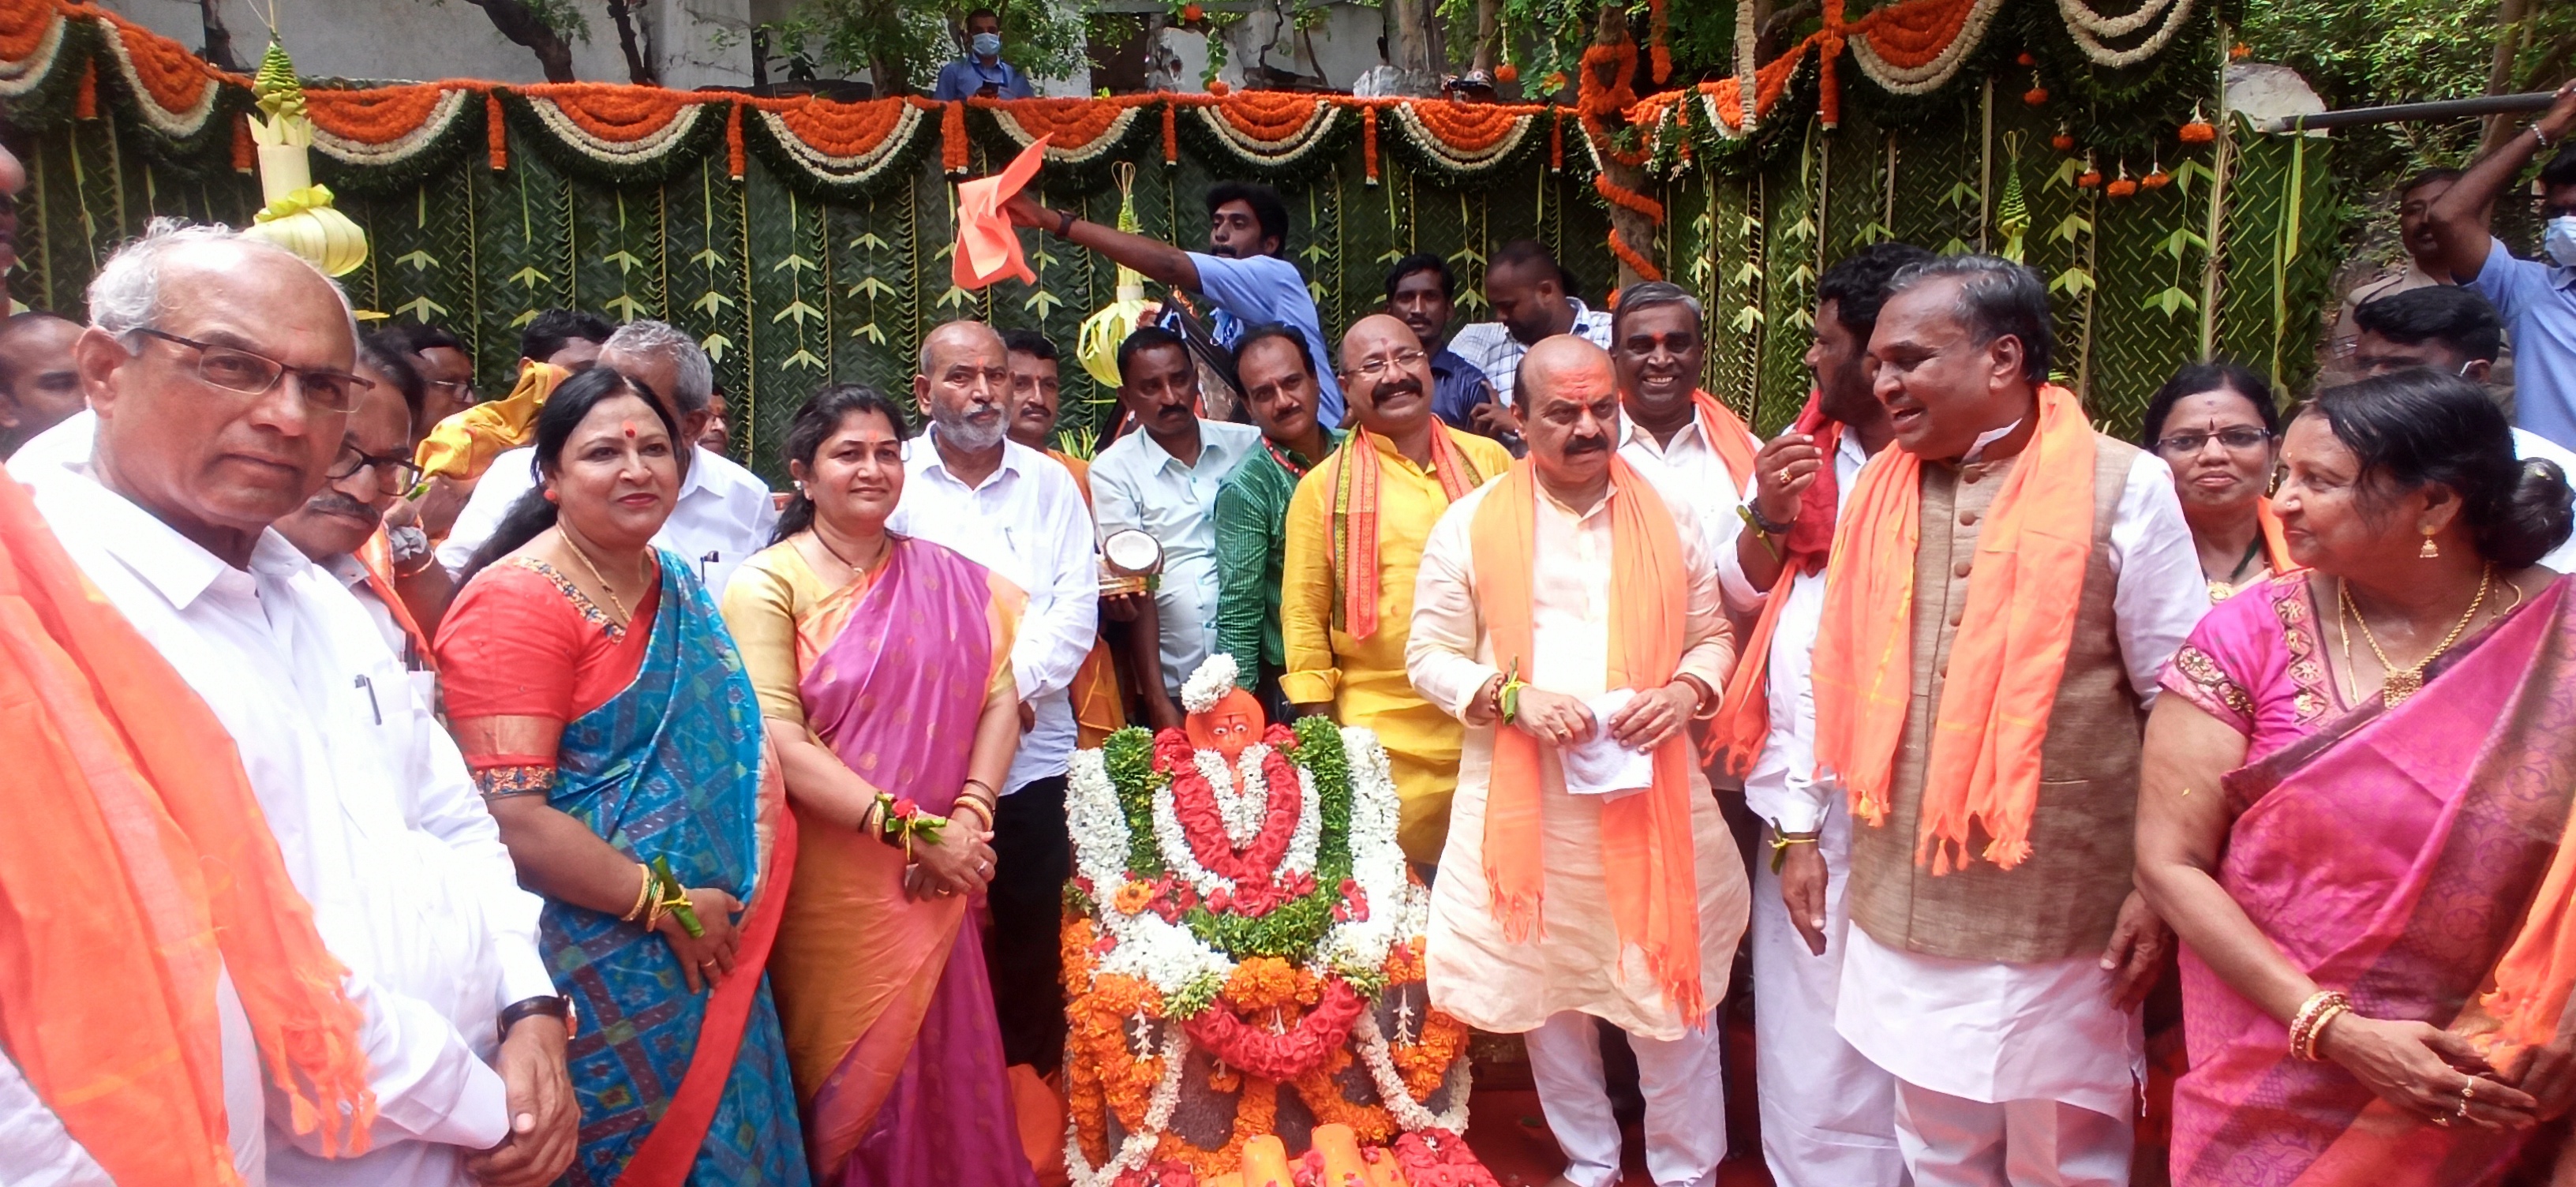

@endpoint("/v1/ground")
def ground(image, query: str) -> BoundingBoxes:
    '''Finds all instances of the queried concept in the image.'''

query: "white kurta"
[1828,448,2205,1125]
[1718,429,1906,1186]
[1406,477,1749,1040]
[13,414,556,1187]
[1616,409,1763,613]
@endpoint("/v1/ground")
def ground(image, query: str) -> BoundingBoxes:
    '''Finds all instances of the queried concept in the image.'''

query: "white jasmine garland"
[1356,1009,1473,1133]
[1066,750,1135,891]
[1204,745,1264,848]
[2055,0,2194,67]
[1096,901,1235,996]
[1848,0,2005,95]
[1065,1024,1193,1187]
[1281,766,1322,879]
[1181,653,1241,714]
[1151,767,1237,901]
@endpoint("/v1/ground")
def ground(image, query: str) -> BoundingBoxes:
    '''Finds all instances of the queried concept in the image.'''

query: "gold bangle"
[2303,1002,2352,1062]
[953,796,994,830]
[621,862,653,922]
[2288,990,2351,1061]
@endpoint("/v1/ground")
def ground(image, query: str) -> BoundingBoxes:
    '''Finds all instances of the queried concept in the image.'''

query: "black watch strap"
[497,994,573,1041]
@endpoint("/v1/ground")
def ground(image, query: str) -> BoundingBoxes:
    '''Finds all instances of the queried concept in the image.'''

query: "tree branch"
[607,0,655,86]
[197,0,238,73]
[460,0,578,83]
[1758,0,1818,59]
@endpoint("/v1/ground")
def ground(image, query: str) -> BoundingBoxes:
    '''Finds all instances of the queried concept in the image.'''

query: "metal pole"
[2260,90,2559,135]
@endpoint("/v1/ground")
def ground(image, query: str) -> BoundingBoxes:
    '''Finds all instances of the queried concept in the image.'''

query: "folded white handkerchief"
[1559,689,1655,798]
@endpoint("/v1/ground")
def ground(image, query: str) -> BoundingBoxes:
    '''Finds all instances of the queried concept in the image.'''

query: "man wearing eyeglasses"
[4,220,576,1186]
[275,335,447,685]
[1279,314,1511,867]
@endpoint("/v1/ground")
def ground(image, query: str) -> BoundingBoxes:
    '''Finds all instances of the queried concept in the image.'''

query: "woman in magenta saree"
[718,384,1040,1187]
[2139,371,2576,1186]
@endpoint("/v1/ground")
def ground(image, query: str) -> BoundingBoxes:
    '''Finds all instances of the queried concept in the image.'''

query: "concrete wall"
[99,0,1391,95]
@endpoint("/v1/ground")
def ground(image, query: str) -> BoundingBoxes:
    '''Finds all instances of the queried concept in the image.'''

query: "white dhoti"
[1836,928,2144,1187]
[1749,800,1905,1187]
[1524,1009,1728,1187]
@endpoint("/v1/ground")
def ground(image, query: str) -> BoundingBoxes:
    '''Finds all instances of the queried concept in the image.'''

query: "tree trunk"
[1471,0,1500,75]
[608,0,656,85]
[1382,0,1441,93]
[1592,4,1658,290]
[2480,0,2537,155]
[461,0,578,83]
[197,0,238,73]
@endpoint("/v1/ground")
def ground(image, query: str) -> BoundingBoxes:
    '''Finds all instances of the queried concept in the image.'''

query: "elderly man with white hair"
[436,319,777,593]
[3,219,578,1185]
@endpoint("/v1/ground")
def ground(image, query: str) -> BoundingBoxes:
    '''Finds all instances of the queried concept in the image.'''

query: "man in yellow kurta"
[1281,313,1512,865]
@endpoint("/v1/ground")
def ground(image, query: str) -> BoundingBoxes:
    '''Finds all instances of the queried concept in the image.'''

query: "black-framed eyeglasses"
[125,327,375,414]
[1344,347,1428,383]
[327,440,421,492]
[2155,428,2272,456]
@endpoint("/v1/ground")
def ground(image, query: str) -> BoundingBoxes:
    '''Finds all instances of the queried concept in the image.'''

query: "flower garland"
[96,15,221,140]
[1065,1005,1193,1187]
[2055,0,2196,67]
[1181,975,1365,1081]
[1186,99,1344,175]
[1848,0,2005,95]
[978,95,1155,169]
[0,1,65,100]
[1356,1010,1474,1135]
[515,84,710,167]
[1385,102,1541,177]
[742,95,933,196]
[306,84,474,167]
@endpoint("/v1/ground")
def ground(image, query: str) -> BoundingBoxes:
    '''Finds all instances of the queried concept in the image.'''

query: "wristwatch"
[497,994,575,1041]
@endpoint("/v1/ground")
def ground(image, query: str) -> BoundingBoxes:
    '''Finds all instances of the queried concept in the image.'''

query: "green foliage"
[767,0,1091,95]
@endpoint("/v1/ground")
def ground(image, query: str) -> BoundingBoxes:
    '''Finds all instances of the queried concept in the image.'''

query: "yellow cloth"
[413,360,567,483]
[1280,425,1512,864]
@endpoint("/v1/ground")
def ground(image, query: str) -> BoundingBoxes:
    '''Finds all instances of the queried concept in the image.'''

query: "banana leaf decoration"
[1998,133,2031,265]
[240,41,368,278]
[1076,162,1155,390]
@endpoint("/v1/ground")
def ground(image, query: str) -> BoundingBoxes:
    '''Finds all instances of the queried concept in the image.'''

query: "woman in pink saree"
[2139,370,2576,1185]
[718,384,1039,1187]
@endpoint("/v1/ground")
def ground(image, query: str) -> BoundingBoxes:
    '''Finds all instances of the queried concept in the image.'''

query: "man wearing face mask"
[932,9,1035,100]
[2349,285,2576,571]
[2427,79,2576,451]
[885,319,1098,1076]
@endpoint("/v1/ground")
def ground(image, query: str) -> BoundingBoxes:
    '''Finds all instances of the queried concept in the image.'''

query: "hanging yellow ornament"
[1076,162,1155,390]
[239,41,367,277]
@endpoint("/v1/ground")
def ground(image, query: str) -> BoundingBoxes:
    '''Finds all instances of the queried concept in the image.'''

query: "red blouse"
[435,558,661,772]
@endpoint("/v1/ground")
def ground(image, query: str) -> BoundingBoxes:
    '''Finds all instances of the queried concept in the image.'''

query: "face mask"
[972,32,1002,58]
[2547,215,2576,268]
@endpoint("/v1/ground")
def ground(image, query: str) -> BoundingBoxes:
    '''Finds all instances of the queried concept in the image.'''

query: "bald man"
[884,318,1099,1075]
[0,313,83,456]
[1409,335,1747,1187]
[1279,313,1511,864]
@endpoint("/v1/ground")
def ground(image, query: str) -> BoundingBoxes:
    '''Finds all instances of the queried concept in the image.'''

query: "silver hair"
[87,217,358,341]
[603,319,715,414]
[1611,281,1704,332]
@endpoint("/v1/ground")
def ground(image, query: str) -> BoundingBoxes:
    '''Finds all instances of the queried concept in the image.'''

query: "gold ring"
[2462,1081,2477,1102]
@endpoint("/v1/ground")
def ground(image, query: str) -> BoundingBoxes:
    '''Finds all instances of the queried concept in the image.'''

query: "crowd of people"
[9,84,2576,1187]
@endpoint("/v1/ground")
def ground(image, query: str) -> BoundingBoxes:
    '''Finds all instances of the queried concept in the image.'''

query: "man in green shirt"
[1214,322,1336,715]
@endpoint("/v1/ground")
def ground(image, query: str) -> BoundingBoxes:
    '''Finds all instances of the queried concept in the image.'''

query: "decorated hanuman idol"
[1063,655,1492,1187]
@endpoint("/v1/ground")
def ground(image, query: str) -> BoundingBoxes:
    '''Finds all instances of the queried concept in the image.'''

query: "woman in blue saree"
[436,366,807,1186]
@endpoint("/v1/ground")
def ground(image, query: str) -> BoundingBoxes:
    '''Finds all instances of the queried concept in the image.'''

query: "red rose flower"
[891,797,919,818]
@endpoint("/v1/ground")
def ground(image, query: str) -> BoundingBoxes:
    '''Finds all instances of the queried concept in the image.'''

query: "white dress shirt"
[438,444,778,594]
[1731,429,1875,835]
[320,552,439,712]
[1446,299,1618,408]
[13,414,556,1186]
[1089,420,1262,698]
[1826,444,2206,1120]
[1617,409,1764,612]
[879,429,1099,792]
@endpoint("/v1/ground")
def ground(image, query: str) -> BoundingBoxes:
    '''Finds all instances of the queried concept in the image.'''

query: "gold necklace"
[2335,566,2491,706]
[560,530,637,625]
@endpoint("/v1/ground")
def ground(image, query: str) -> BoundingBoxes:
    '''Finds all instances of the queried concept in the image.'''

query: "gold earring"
[2420,529,2439,560]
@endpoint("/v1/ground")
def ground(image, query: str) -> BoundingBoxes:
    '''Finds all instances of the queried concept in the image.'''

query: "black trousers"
[985,774,1070,1074]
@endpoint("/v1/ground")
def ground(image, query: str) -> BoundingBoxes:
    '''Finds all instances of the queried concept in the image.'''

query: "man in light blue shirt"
[2428,81,2576,449]
[1005,181,1345,425]
[1088,325,1262,729]
[930,9,1035,100]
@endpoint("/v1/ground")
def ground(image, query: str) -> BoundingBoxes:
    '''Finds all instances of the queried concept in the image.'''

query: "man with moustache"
[0,313,84,456]
[1810,255,2203,1186]
[885,319,1099,1074]
[1709,242,1931,1187]
[1002,327,1129,746]
[1281,314,1511,866]
[272,335,444,681]
[1384,253,1517,451]
[436,320,775,595]
[1408,335,1745,1187]
[1006,182,1345,426]
[1214,323,1339,716]
[6,219,576,1187]
[1090,325,1262,729]
[1447,240,1616,409]
[1607,281,1763,607]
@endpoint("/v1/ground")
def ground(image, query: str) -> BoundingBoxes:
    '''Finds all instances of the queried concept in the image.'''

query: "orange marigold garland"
[942,98,968,174]
[1163,99,1178,166]
[1648,0,1672,84]
[72,56,91,119]
[486,90,507,169]
[725,100,743,178]
[1363,103,1379,185]
[231,110,253,171]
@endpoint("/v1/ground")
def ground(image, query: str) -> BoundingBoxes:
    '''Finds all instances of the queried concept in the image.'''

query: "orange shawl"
[1810,384,2097,873]
[357,527,439,672]
[1330,426,1485,638]
[0,470,373,1185]
[1687,390,1762,495]
[1469,457,1706,1025]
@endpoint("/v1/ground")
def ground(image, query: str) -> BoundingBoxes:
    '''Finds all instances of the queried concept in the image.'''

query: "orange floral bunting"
[515,82,703,144]
[305,84,459,144]
[0,0,59,65]
[104,15,219,120]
